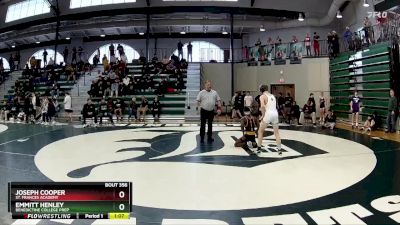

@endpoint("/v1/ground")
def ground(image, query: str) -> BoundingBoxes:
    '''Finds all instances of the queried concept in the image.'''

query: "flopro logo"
[35,126,376,211]
[368,11,388,19]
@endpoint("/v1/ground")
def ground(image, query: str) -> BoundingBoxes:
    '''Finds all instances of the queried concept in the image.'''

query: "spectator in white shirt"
[120,54,128,63]
[244,91,253,108]
[63,92,72,123]
[47,57,54,66]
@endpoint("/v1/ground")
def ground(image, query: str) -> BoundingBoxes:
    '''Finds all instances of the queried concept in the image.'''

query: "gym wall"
[235,58,330,107]
[201,63,232,105]
[201,58,330,108]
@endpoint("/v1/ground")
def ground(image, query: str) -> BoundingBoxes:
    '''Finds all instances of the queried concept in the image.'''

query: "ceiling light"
[363,0,370,7]
[298,13,304,21]
[100,34,106,37]
[203,25,208,33]
[66,37,70,40]
[36,41,40,44]
[180,27,186,35]
[11,45,15,48]
[222,27,228,35]
[260,25,266,32]
[139,32,145,35]
[336,11,342,19]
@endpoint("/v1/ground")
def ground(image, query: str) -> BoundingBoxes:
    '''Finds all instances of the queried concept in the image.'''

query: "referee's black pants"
[200,108,214,140]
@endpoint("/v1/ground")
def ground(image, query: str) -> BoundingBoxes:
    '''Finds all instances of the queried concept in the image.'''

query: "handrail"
[246,22,399,61]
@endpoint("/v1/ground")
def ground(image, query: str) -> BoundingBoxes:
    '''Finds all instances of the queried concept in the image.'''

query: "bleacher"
[88,63,188,117]
[0,61,190,122]
[1,69,79,112]
[330,42,393,125]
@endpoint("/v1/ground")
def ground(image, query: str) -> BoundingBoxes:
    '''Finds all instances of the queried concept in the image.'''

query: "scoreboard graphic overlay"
[8,182,132,220]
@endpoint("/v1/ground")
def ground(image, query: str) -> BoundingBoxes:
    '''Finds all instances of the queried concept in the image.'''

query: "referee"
[196,80,222,143]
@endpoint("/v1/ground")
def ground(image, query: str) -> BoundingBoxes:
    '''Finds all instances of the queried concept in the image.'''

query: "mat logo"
[35,127,377,212]
[0,124,8,134]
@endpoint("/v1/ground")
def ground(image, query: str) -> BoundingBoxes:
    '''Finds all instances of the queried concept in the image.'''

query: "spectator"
[386,89,398,133]
[138,96,148,122]
[82,98,97,127]
[332,31,340,58]
[0,58,3,74]
[308,93,317,126]
[243,46,249,61]
[104,79,112,97]
[117,44,124,56]
[120,54,128,64]
[276,36,282,44]
[290,100,301,125]
[187,42,193,62]
[284,92,293,123]
[363,17,373,45]
[15,52,20,70]
[72,47,77,64]
[63,92,73,123]
[114,98,125,122]
[0,101,11,121]
[123,75,130,87]
[151,96,161,121]
[128,97,138,122]
[24,95,34,124]
[43,49,48,67]
[313,32,320,57]
[63,46,69,64]
[41,97,49,124]
[98,98,114,125]
[109,44,115,56]
[177,41,184,60]
[327,32,333,57]
[353,32,363,51]
[9,54,14,71]
[305,33,312,56]
[88,80,98,98]
[299,100,317,125]
[344,27,354,51]
[32,92,41,121]
[319,92,326,125]
[110,54,117,66]
[78,46,83,62]
[50,81,60,99]
[258,45,265,61]
[360,112,378,133]
[102,55,109,72]
[350,91,362,128]
[244,91,253,108]
[234,91,244,119]
[255,38,262,47]
[47,98,56,125]
[176,73,185,94]
[110,71,118,97]
[323,109,336,129]
[47,57,54,67]
[292,36,298,43]
[127,79,136,95]
[93,54,99,67]
[145,75,153,91]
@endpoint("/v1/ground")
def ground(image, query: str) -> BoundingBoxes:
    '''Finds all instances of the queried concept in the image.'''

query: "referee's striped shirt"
[196,89,221,111]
